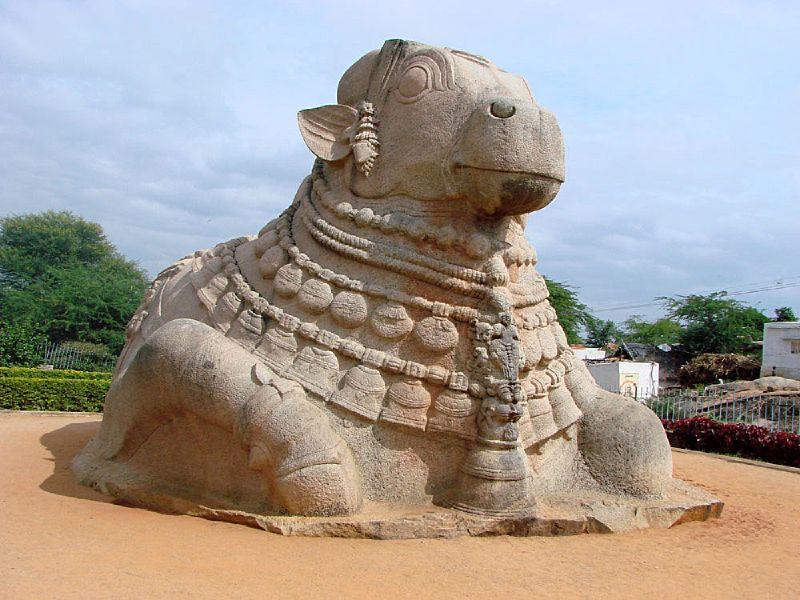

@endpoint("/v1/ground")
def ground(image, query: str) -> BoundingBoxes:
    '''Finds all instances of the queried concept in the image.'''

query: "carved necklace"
[303,191,490,291]
[302,174,553,305]
[262,183,552,328]
[311,163,538,267]
[213,236,572,401]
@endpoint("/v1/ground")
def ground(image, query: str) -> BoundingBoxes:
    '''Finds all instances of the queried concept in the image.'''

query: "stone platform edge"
[107,479,722,540]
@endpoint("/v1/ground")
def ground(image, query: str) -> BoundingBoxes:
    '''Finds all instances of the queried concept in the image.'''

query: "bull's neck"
[317,163,535,262]
[284,163,545,312]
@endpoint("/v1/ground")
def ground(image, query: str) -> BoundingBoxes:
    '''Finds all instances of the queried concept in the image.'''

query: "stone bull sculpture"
[74,39,720,536]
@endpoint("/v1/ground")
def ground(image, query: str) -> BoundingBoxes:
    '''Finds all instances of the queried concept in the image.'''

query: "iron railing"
[35,341,116,372]
[645,390,800,435]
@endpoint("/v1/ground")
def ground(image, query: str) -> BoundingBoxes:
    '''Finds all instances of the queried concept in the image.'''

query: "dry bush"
[678,353,760,386]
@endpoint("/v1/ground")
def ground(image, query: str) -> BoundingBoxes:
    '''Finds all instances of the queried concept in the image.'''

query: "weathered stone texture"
[73,39,720,535]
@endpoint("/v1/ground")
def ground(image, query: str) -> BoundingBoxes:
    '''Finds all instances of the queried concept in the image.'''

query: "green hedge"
[0,366,112,381]
[0,376,110,412]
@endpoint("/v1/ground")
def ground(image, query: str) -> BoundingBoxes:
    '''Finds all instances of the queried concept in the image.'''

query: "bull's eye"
[397,66,430,102]
[393,53,454,104]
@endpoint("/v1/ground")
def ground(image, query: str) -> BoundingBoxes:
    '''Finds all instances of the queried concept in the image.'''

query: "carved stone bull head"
[298,39,565,217]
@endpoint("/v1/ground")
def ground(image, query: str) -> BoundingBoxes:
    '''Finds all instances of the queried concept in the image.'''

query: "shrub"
[0,320,46,367]
[0,376,109,412]
[0,366,112,380]
[678,353,760,386]
[663,416,800,468]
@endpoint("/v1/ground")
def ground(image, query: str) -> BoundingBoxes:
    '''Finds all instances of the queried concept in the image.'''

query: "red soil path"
[1,412,798,599]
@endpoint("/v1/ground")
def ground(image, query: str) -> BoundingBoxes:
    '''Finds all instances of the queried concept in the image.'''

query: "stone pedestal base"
[101,478,722,540]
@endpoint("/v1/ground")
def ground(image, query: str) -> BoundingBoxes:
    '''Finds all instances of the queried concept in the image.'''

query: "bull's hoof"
[578,390,672,497]
[276,454,362,516]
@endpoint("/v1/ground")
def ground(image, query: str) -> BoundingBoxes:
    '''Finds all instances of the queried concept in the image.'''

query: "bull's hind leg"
[73,318,362,516]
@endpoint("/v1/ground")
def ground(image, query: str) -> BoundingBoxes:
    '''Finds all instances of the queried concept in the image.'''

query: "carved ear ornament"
[297,101,379,177]
[351,102,379,176]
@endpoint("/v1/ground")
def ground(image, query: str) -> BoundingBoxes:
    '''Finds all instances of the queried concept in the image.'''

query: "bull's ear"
[297,104,359,161]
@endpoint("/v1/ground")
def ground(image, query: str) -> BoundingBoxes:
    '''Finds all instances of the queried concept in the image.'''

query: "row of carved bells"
[258,249,562,362]
[202,245,584,516]
[245,318,582,448]
[262,330,477,434]
[272,339,582,516]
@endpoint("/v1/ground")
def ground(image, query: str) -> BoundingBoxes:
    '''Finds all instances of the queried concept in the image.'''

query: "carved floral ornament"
[297,104,362,171]
[297,102,379,177]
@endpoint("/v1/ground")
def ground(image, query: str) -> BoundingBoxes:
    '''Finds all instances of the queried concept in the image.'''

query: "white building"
[761,322,800,379]
[586,361,659,400]
[571,346,606,361]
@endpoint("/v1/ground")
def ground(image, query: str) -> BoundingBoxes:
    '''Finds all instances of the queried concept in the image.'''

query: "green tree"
[0,320,46,367]
[774,306,797,322]
[621,315,682,346]
[661,292,769,355]
[584,317,622,347]
[0,211,112,281]
[544,278,591,345]
[0,211,149,354]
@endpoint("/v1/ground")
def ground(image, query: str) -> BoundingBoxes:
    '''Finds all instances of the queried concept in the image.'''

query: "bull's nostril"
[490,100,515,119]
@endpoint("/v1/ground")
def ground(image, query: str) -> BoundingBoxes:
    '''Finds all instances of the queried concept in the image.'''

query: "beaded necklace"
[262,177,552,328]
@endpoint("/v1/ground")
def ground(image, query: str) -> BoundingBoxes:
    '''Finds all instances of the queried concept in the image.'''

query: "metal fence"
[36,341,116,372]
[645,390,800,435]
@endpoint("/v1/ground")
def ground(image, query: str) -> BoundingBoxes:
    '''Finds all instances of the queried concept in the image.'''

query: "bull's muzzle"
[449,101,565,216]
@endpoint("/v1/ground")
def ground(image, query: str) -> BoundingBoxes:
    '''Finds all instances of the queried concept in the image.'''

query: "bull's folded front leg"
[566,360,672,497]
[238,378,363,516]
[89,318,362,516]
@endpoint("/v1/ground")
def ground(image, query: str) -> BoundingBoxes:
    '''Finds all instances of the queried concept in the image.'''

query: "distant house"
[569,345,606,361]
[607,342,690,390]
[586,361,660,400]
[761,322,800,379]
[573,342,690,397]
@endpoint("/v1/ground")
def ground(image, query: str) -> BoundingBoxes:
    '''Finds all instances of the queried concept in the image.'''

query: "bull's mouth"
[453,163,565,184]
[450,163,563,216]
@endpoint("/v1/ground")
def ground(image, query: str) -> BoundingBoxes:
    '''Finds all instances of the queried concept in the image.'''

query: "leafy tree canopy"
[0,211,149,354]
[0,211,114,280]
[661,292,769,355]
[584,318,622,347]
[621,315,682,346]
[774,306,797,322]
[544,278,591,345]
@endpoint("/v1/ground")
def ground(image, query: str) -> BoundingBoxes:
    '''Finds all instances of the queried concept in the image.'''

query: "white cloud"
[0,0,798,322]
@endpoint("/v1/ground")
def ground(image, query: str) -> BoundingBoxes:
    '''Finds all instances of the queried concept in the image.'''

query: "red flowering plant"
[662,417,800,468]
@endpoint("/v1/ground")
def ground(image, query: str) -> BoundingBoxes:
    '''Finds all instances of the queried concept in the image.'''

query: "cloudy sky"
[1,0,798,322]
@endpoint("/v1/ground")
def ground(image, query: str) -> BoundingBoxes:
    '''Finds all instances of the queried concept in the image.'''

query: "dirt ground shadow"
[39,419,112,504]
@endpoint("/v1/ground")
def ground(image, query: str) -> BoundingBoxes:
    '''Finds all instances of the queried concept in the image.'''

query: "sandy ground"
[1,412,798,599]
